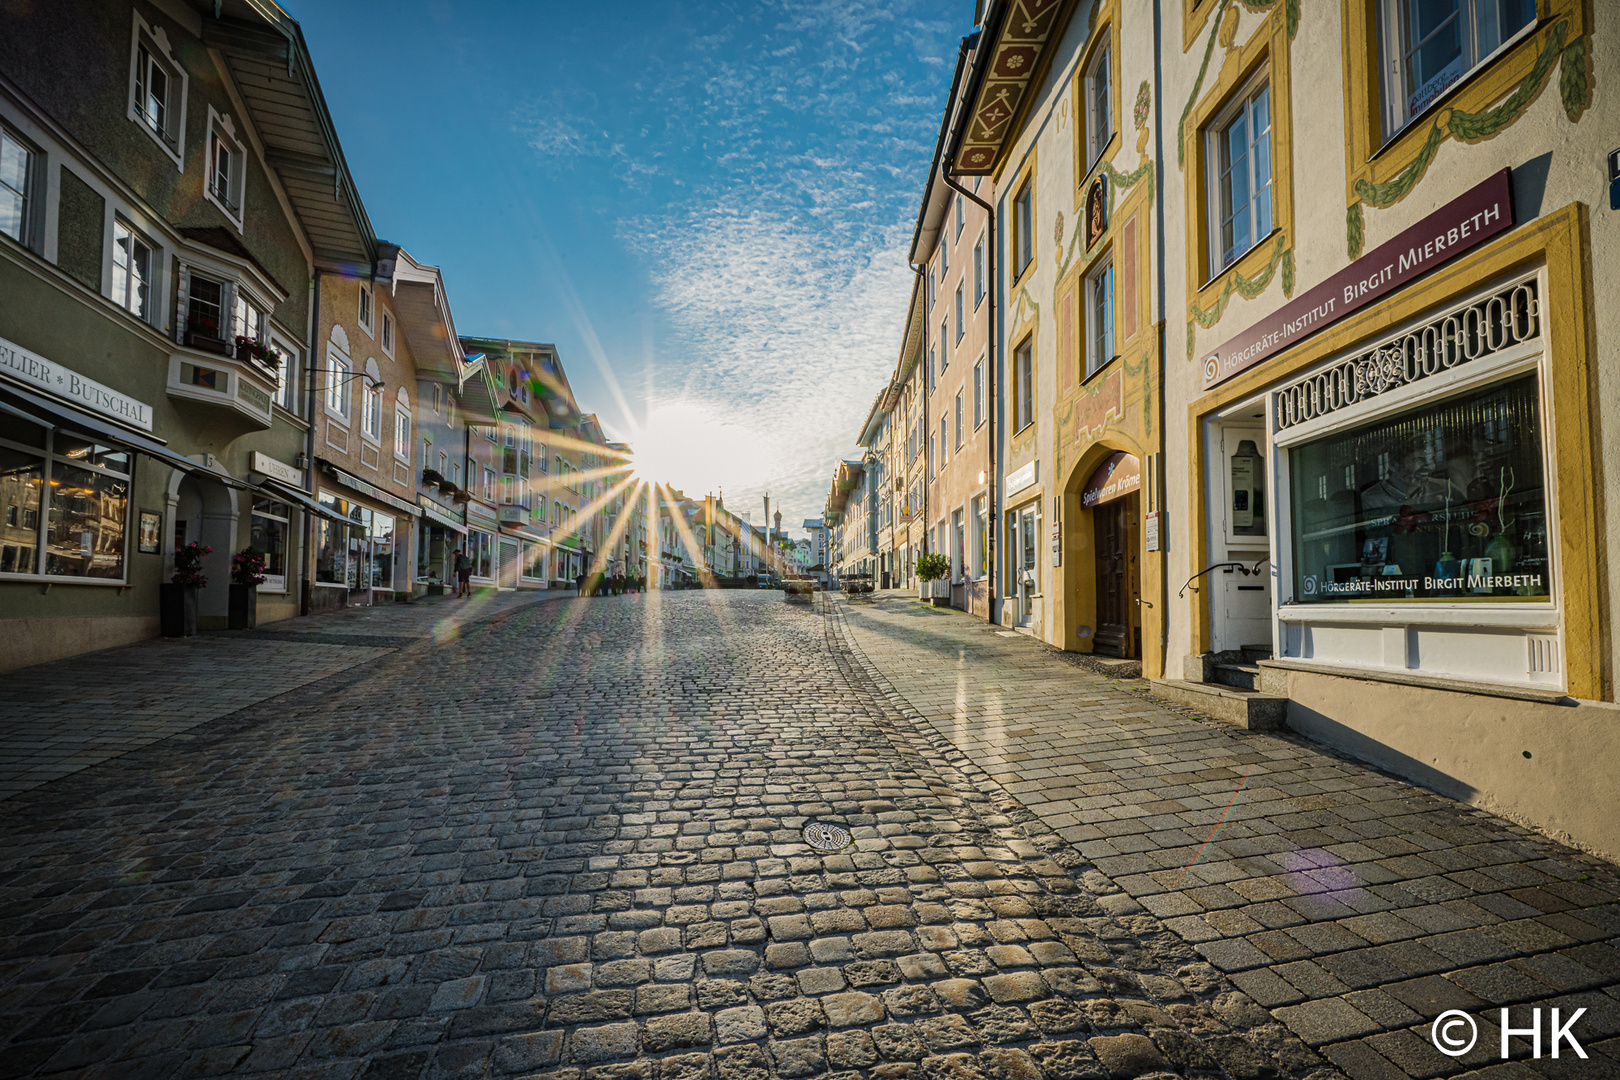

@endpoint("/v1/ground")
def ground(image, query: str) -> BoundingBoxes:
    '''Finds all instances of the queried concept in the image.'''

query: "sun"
[630,400,775,496]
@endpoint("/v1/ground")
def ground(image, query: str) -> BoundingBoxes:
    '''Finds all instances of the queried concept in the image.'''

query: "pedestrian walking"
[575,571,586,597]
[454,548,472,598]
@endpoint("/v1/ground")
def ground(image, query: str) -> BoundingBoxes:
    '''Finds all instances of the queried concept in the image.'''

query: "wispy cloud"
[517,0,961,520]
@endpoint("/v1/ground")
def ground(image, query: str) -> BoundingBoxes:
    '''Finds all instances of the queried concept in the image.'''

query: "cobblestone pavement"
[0,592,1612,1080]
[833,593,1620,1080]
[0,589,562,800]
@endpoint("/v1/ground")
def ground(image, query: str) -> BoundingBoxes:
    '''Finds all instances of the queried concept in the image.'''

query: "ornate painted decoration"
[952,0,1078,174]
[1084,176,1108,249]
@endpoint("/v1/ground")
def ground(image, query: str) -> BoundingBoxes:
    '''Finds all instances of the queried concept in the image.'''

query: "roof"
[948,0,1080,176]
[196,1,378,272]
[856,383,894,448]
[385,245,470,384]
[460,336,581,429]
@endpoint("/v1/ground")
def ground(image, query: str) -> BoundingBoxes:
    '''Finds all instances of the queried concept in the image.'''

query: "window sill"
[0,574,131,587]
[1081,355,1119,386]
[1258,657,1569,704]
[1198,226,1281,295]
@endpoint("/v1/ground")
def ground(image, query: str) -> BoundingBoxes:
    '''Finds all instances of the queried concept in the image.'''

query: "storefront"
[1186,192,1605,836]
[1080,451,1142,659]
[416,495,466,595]
[465,502,498,590]
[312,462,421,609]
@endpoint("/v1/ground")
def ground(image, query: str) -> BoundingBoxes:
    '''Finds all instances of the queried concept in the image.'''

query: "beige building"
[940,0,1617,856]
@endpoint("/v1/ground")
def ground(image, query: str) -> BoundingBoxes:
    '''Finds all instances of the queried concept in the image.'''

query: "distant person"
[454,548,472,598]
[575,571,586,597]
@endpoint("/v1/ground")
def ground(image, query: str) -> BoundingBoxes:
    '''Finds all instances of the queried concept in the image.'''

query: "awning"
[259,479,348,523]
[0,380,254,488]
[417,496,467,534]
[318,459,422,517]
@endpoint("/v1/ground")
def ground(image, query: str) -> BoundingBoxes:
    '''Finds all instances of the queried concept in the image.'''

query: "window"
[360,361,382,442]
[954,284,965,343]
[483,466,496,502]
[129,20,184,161]
[954,193,965,238]
[522,541,546,582]
[313,495,347,585]
[204,111,245,225]
[358,284,373,335]
[187,274,225,342]
[1088,260,1115,376]
[939,239,948,276]
[928,433,936,478]
[972,497,988,578]
[954,391,963,450]
[1013,180,1034,278]
[926,269,936,312]
[111,220,152,321]
[1,125,38,248]
[939,417,948,466]
[232,292,264,345]
[974,361,984,428]
[939,322,949,372]
[1207,77,1273,273]
[0,417,131,581]
[381,310,394,356]
[432,383,443,415]
[1013,338,1034,431]
[973,239,985,307]
[1378,0,1534,135]
[250,498,289,592]
[1086,42,1114,165]
[394,390,411,460]
[1290,374,1550,603]
[325,350,350,419]
[269,336,299,413]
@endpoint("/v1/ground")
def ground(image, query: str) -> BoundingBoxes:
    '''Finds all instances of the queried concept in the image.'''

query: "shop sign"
[1201,168,1514,390]
[1080,451,1140,508]
[1006,460,1038,496]
[0,333,154,431]
[1145,510,1161,551]
[250,451,302,485]
[1050,522,1061,565]
[497,506,527,525]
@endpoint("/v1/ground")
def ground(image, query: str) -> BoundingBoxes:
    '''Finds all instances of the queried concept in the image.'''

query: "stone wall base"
[0,616,161,673]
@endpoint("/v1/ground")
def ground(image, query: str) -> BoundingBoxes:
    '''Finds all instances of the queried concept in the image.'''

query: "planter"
[184,330,232,356]
[228,583,258,630]
[160,583,198,637]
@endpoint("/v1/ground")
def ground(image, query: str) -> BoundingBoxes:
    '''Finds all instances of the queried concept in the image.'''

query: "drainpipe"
[941,162,995,624]
[1152,0,1171,671]
[301,268,321,616]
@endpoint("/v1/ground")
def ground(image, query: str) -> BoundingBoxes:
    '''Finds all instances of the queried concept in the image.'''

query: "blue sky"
[290,0,965,528]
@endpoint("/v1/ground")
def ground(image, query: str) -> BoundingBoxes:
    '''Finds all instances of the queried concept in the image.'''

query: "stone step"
[1213,661,1259,691]
[1239,643,1274,664]
[1148,678,1288,730]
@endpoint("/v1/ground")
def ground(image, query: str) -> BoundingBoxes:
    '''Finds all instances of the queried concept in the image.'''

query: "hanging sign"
[1200,168,1514,390]
[1080,451,1141,508]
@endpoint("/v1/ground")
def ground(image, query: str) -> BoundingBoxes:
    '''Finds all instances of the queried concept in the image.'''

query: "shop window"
[1290,374,1550,603]
[370,513,395,591]
[1377,0,1535,138]
[522,541,546,581]
[0,426,133,582]
[1085,39,1113,167]
[1088,260,1115,377]
[1,124,39,249]
[314,494,347,584]
[1206,75,1273,274]
[470,530,493,579]
[1013,179,1034,279]
[111,219,153,321]
[1012,337,1034,432]
[250,498,289,592]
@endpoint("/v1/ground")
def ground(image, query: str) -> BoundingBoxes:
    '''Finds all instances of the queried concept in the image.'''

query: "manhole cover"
[802,822,852,852]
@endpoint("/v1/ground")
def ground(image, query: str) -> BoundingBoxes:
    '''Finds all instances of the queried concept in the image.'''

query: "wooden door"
[1093,494,1138,657]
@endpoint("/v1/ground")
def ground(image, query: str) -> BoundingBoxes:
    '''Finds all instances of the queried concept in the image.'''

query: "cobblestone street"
[0,591,1614,1080]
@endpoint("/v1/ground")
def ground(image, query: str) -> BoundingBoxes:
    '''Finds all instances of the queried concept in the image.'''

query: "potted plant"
[229,547,267,630]
[161,541,211,637]
[234,336,281,369]
[184,314,231,355]
[914,552,950,603]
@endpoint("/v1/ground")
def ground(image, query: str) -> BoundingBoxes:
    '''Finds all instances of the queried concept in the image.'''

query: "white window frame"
[954,193,965,238]
[203,108,246,230]
[360,358,383,444]
[380,308,395,357]
[954,390,964,451]
[111,217,154,323]
[1085,40,1114,167]
[358,283,374,336]
[393,389,411,461]
[1087,259,1116,377]
[0,122,42,251]
[268,330,300,415]
[1013,180,1034,278]
[973,359,984,429]
[126,15,186,169]
[973,236,985,308]
[1205,71,1274,275]
[325,344,351,421]
[1375,0,1536,140]
[954,283,965,343]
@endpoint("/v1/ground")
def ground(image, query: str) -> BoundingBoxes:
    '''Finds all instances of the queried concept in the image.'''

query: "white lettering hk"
[1501,1008,1587,1059]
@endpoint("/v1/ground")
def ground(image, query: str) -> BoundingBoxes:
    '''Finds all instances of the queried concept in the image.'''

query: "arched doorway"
[1081,451,1141,659]
[171,471,239,629]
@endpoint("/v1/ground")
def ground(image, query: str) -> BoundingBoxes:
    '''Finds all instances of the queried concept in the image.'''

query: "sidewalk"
[0,588,568,802]
[830,593,1620,1079]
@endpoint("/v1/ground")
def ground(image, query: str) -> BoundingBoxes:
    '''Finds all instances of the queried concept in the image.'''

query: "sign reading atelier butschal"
[1200,169,1515,390]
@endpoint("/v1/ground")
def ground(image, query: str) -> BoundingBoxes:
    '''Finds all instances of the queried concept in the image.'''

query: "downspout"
[301,268,321,616]
[1152,0,1171,670]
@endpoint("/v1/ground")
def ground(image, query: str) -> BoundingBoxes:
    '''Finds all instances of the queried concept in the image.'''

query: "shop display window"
[522,541,546,581]
[314,493,347,584]
[0,414,130,580]
[1290,373,1550,603]
[370,512,395,591]
[250,498,289,592]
